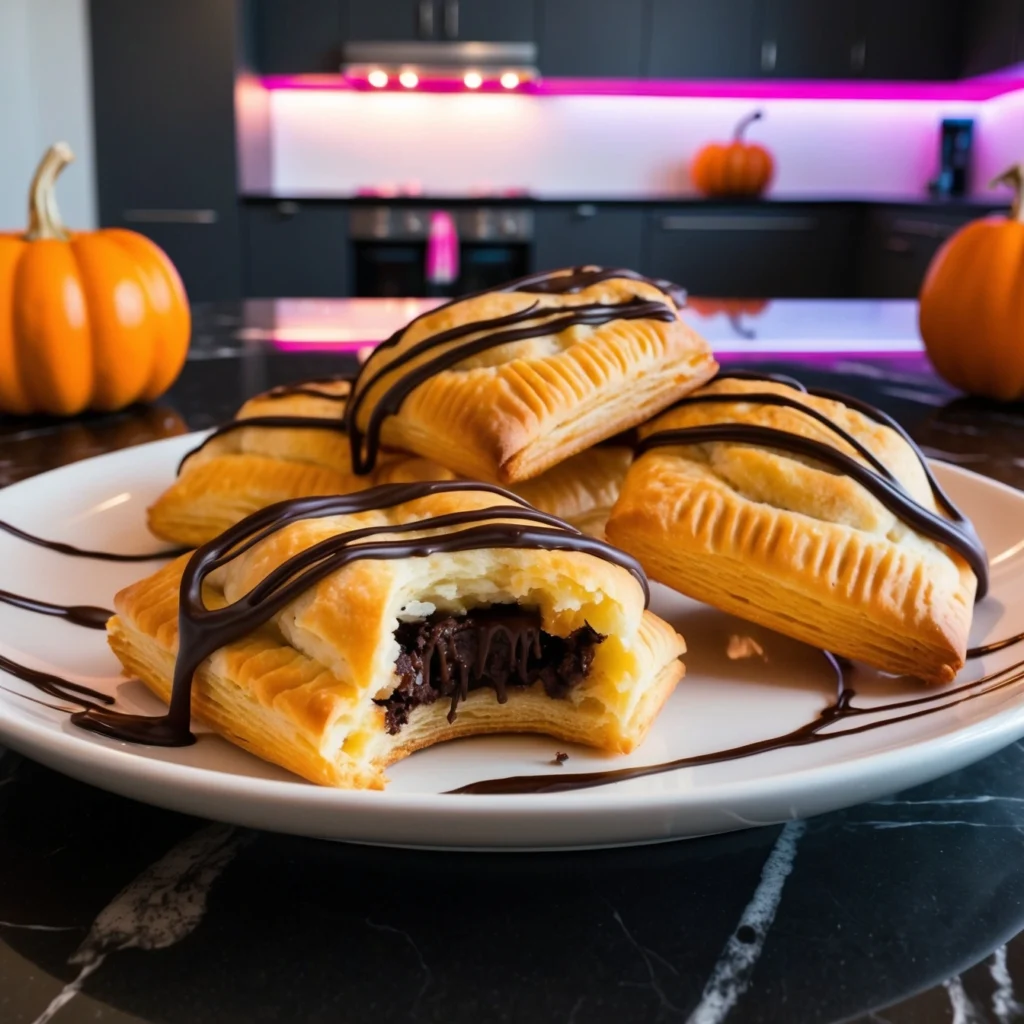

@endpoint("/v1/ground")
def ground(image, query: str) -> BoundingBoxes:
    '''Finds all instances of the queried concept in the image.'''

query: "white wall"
[0,0,96,230]
[265,89,987,199]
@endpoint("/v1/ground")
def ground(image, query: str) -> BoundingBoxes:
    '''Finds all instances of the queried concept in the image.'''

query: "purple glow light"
[260,73,1024,102]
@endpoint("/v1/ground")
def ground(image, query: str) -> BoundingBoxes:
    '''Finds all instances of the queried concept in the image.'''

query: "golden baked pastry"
[605,372,985,684]
[105,482,685,789]
[347,266,717,484]
[148,377,632,546]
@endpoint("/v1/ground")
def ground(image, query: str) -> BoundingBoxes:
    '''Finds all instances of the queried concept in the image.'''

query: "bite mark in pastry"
[147,377,632,546]
[347,266,717,484]
[605,372,986,684]
[100,482,685,788]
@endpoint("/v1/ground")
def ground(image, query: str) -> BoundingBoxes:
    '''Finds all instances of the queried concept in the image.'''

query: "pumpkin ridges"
[12,240,93,416]
[0,239,34,415]
[70,233,158,412]
[103,228,190,401]
[919,216,1024,401]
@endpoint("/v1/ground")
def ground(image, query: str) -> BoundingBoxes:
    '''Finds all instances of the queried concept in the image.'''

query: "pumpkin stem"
[25,142,74,242]
[990,164,1024,222]
[734,110,764,143]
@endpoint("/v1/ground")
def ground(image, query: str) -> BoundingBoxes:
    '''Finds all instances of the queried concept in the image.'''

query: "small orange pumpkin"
[0,143,190,417]
[919,164,1024,401]
[691,110,775,198]
[687,298,770,318]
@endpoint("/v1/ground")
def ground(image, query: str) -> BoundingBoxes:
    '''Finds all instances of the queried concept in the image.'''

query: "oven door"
[353,242,426,297]
[459,243,530,294]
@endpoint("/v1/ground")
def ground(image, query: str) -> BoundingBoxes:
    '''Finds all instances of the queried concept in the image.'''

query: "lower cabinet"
[644,206,859,298]
[532,206,645,274]
[243,202,350,297]
[855,207,990,299]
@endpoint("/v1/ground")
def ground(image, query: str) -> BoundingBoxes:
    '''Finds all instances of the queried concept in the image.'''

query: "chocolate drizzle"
[346,267,683,475]
[968,632,1024,658]
[0,520,187,562]
[263,374,354,402]
[648,372,989,597]
[69,481,648,747]
[0,589,111,630]
[177,415,350,473]
[449,651,1024,794]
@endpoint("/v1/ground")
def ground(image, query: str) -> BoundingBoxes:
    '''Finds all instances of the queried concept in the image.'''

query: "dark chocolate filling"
[376,605,604,734]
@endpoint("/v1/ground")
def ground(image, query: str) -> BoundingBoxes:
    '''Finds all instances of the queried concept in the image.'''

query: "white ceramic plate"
[1,435,1022,849]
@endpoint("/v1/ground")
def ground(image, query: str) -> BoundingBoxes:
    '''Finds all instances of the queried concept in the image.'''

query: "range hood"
[342,41,538,88]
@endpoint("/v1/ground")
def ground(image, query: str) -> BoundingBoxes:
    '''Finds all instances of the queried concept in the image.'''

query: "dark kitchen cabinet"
[760,0,861,78]
[644,206,858,298]
[244,203,351,297]
[861,0,963,80]
[961,0,1024,75]
[346,0,432,41]
[855,206,990,299]
[648,0,760,79]
[533,206,644,274]
[452,0,535,42]
[249,0,343,73]
[539,0,644,78]
[89,0,242,301]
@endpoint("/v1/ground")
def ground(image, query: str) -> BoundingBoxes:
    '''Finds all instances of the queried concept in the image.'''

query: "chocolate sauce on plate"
[0,589,111,629]
[0,520,187,562]
[0,653,113,709]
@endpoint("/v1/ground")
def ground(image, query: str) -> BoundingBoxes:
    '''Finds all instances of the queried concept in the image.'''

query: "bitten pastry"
[606,372,986,684]
[148,377,633,546]
[102,482,685,788]
[347,266,717,484]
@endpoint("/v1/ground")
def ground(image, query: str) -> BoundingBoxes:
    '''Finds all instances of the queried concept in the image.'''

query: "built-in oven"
[350,207,532,297]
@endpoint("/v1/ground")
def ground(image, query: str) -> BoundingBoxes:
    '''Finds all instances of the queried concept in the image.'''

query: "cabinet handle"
[892,218,955,238]
[443,0,458,38]
[418,0,434,38]
[885,237,912,254]
[575,204,597,218]
[660,215,815,231]
[761,40,777,72]
[850,40,866,72]
[277,201,299,218]
[123,209,218,224]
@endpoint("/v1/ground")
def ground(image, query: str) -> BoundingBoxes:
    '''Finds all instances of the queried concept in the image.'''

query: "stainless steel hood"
[342,40,538,82]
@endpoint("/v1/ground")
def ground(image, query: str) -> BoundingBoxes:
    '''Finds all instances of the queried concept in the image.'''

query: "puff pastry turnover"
[107,482,685,788]
[347,266,717,484]
[606,374,985,684]
[148,377,632,546]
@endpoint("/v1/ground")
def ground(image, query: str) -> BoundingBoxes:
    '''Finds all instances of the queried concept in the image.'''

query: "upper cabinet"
[539,0,645,77]
[759,0,861,78]
[860,0,963,79]
[648,0,761,79]
[454,1,535,42]
[346,0,432,41]
[247,0,986,80]
[250,0,343,73]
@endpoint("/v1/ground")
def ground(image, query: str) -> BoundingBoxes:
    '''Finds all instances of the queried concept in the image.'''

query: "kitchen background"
[5,0,1024,303]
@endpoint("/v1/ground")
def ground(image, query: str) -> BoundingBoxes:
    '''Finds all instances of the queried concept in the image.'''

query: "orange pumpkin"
[0,143,190,416]
[919,164,1024,401]
[691,110,775,198]
[687,298,770,318]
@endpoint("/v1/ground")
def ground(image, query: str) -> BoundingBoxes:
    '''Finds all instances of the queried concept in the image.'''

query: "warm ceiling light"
[399,70,419,89]
[367,69,388,88]
[500,72,520,90]
[464,71,483,90]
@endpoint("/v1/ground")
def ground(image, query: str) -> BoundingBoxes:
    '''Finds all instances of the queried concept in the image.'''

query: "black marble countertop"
[2,300,1024,1024]
[242,192,1011,210]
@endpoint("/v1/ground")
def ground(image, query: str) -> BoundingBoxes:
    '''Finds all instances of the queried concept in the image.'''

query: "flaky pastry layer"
[606,378,976,683]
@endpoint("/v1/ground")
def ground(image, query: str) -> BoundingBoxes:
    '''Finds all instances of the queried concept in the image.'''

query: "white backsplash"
[253,87,1021,199]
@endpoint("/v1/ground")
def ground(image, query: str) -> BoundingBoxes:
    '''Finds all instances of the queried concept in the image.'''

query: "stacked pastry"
[113,267,716,786]
[109,266,988,790]
[148,266,712,546]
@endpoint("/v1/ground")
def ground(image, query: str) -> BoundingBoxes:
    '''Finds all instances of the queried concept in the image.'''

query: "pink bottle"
[425,211,459,296]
